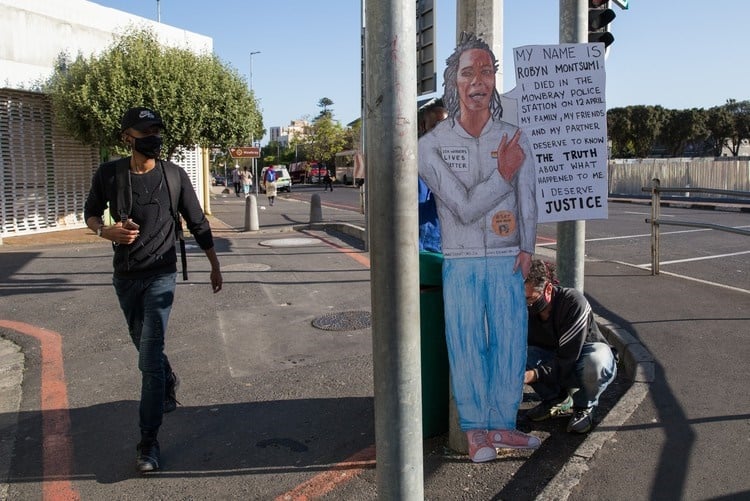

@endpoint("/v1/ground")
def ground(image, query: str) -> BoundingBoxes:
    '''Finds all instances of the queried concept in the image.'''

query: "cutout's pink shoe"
[488,429,541,450]
[466,429,496,463]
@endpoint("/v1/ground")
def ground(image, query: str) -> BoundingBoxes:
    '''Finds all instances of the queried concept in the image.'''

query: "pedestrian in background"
[231,165,242,197]
[323,171,333,191]
[241,165,253,197]
[84,106,223,473]
[264,166,277,206]
[524,259,618,434]
[417,99,448,253]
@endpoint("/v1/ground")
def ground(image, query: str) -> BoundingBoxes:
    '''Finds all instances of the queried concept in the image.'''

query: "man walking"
[84,106,223,473]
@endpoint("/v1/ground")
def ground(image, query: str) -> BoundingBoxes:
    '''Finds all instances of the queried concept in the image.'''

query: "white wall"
[0,0,212,89]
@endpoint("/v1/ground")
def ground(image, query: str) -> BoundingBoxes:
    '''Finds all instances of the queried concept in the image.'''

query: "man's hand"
[514,251,532,279]
[210,268,223,293]
[108,221,140,245]
[497,129,525,182]
[524,369,537,384]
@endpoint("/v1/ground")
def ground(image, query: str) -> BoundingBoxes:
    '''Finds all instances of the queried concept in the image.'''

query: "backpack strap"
[160,161,188,281]
[114,158,132,223]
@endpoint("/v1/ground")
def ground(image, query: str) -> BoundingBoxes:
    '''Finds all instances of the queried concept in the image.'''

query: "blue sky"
[90,1,750,144]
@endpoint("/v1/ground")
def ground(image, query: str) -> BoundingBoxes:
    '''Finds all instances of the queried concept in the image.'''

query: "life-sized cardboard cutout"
[418,33,537,437]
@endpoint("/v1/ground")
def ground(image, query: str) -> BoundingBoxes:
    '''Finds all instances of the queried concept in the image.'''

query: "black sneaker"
[164,372,180,413]
[567,407,594,433]
[136,440,161,473]
[526,395,573,422]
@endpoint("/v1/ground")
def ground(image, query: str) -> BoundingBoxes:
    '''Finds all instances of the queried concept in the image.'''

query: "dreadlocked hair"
[442,32,503,125]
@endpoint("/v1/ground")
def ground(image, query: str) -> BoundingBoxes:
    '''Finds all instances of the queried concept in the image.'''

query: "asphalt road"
[1,184,747,499]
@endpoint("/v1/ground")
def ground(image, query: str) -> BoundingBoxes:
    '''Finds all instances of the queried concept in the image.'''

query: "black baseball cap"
[120,107,165,132]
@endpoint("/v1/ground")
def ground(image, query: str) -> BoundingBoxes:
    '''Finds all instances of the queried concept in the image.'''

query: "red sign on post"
[229,146,260,158]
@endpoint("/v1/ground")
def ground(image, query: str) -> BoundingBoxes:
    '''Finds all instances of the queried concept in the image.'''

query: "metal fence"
[1,88,207,243]
[1,89,100,240]
[642,178,750,275]
[610,157,750,199]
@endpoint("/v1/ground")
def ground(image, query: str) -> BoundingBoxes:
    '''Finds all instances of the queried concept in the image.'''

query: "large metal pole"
[557,0,587,291]
[456,0,503,90]
[365,0,423,498]
[360,0,370,251]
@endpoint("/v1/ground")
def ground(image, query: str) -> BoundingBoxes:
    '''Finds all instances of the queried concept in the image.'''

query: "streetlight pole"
[249,51,261,92]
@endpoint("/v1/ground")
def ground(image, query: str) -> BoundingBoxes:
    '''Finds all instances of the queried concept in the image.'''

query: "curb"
[0,336,24,501]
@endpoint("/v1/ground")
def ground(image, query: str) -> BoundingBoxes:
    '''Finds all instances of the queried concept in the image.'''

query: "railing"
[642,178,750,275]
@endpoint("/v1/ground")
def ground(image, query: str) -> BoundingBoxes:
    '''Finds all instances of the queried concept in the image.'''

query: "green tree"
[724,99,750,156]
[607,107,635,158]
[317,97,334,120]
[630,105,667,158]
[302,114,347,165]
[705,104,734,156]
[659,108,708,157]
[45,27,263,160]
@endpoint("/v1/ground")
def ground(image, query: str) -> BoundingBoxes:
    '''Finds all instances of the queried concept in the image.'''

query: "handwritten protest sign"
[506,43,608,223]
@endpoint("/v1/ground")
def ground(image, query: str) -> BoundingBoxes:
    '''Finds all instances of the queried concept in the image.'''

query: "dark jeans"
[113,272,176,436]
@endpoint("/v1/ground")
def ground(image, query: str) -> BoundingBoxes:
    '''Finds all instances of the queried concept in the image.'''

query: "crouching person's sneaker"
[164,371,180,413]
[567,407,594,434]
[526,395,572,422]
[136,440,161,473]
[466,429,496,463]
[488,429,541,450]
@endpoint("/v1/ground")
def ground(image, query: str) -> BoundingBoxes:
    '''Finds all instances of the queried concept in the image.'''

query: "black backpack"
[115,158,188,280]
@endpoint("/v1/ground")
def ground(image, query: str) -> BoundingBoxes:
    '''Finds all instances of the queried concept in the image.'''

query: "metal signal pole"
[557,0,588,292]
[365,0,423,498]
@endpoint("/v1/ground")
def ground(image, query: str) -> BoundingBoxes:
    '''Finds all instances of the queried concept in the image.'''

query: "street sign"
[229,146,260,158]
[611,0,628,9]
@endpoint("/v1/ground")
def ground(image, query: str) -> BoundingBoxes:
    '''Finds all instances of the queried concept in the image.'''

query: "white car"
[260,165,292,193]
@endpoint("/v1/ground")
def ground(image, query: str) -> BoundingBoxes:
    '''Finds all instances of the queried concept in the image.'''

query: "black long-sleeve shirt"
[84,159,214,279]
[528,286,613,385]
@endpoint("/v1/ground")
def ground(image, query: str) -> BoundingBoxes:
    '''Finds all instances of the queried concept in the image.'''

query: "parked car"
[259,165,292,193]
[288,162,307,184]
[213,174,226,186]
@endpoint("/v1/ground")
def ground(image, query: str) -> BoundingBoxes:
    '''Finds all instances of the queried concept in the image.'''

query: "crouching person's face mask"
[527,294,550,316]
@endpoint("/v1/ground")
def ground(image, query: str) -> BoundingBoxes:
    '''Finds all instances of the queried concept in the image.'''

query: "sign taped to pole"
[506,43,608,223]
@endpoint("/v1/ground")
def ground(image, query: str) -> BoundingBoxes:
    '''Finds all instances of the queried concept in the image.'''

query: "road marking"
[0,320,79,501]
[274,445,376,501]
[611,260,750,295]
[637,250,750,267]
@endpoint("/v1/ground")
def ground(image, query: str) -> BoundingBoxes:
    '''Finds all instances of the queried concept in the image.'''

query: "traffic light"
[589,0,616,47]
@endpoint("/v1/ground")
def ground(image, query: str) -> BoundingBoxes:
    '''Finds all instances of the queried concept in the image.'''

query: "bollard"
[244,194,259,231]
[309,193,323,223]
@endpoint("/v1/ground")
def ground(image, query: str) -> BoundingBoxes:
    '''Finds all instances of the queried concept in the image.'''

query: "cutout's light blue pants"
[442,256,527,431]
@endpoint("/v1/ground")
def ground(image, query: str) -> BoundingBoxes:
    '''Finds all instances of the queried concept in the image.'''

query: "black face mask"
[133,135,163,159]
[528,294,549,316]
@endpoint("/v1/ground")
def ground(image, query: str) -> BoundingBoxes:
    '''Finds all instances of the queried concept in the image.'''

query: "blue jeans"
[526,342,617,409]
[113,272,176,435]
[443,256,527,431]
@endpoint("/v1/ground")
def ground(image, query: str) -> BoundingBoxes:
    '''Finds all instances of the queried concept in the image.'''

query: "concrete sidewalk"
[2,188,746,499]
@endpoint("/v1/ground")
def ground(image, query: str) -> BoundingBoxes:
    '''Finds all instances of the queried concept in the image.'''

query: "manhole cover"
[259,237,320,248]
[220,263,271,272]
[312,310,372,331]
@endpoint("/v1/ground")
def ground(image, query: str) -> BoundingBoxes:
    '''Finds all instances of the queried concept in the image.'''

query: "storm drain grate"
[311,310,372,331]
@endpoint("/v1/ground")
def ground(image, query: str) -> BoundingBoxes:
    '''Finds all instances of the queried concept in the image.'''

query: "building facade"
[0,0,212,240]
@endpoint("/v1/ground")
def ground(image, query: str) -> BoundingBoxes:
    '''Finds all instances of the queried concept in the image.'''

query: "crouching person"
[523,260,617,433]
